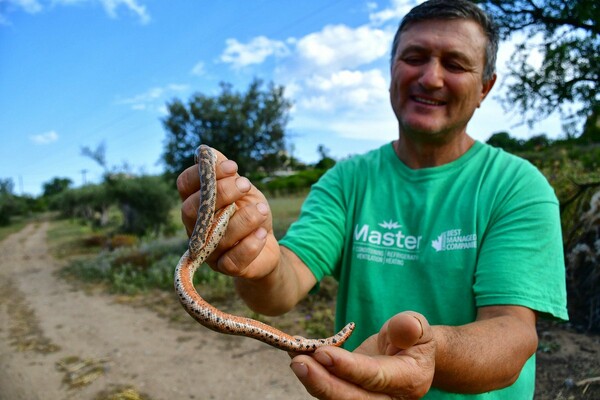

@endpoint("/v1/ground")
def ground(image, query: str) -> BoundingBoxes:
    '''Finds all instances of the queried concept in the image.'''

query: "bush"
[50,175,178,237]
[260,169,327,196]
[564,190,600,332]
[63,237,188,294]
[108,175,177,236]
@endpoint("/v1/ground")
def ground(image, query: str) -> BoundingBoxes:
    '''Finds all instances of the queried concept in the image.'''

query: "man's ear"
[478,73,497,107]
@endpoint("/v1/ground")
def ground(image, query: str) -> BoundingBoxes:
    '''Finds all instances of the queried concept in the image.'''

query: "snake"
[174,145,355,353]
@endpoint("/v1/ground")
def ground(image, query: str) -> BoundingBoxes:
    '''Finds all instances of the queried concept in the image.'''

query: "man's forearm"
[432,306,538,394]
[234,245,315,316]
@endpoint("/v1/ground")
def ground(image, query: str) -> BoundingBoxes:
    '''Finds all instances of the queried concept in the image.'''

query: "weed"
[538,340,561,354]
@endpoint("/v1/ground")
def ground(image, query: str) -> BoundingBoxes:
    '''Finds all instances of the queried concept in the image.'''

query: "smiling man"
[177,0,568,398]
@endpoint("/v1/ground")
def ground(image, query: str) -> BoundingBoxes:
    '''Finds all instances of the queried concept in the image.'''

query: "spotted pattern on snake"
[174,144,355,353]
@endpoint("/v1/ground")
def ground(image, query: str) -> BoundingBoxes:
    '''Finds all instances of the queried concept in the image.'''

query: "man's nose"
[418,61,444,90]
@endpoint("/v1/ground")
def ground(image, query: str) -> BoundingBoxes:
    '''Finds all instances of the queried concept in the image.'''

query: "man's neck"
[393,133,475,169]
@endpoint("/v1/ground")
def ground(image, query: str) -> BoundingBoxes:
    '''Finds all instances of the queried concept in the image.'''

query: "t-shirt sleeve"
[474,163,569,321]
[279,164,349,282]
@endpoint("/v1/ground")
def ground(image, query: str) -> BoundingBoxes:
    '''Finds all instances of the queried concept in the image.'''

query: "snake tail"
[175,250,355,352]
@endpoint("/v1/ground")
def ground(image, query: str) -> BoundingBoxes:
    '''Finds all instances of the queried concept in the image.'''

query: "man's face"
[389,19,495,143]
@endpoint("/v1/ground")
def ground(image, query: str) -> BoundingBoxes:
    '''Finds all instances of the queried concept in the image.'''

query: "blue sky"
[0,0,564,196]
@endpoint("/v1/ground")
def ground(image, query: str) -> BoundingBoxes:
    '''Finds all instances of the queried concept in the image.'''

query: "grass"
[47,218,102,259]
[60,236,188,294]
[267,194,307,239]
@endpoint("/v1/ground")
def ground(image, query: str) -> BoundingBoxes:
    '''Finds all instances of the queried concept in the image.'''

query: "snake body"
[174,145,355,353]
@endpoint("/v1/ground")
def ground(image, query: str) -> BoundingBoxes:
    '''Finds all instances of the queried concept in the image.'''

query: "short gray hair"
[390,0,499,83]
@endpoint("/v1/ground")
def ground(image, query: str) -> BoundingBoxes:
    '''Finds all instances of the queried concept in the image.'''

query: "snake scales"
[174,145,355,353]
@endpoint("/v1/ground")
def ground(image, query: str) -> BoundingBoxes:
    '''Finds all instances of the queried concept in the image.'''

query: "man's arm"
[290,305,538,399]
[432,305,537,393]
[234,247,317,316]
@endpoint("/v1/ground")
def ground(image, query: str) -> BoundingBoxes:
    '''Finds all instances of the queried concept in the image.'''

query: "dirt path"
[0,222,312,400]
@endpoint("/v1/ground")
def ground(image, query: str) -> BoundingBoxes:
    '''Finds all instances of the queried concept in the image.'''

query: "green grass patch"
[61,237,186,294]
[267,194,306,239]
[47,219,103,260]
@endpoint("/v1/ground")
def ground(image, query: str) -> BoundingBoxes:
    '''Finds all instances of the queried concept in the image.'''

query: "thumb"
[379,312,431,355]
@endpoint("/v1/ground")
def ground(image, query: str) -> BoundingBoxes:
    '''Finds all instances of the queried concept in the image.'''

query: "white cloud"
[117,83,189,111]
[290,99,397,144]
[99,0,150,24]
[0,0,42,24]
[368,0,425,25]
[299,69,388,111]
[30,130,59,145]
[1,0,150,24]
[220,36,289,68]
[191,61,205,76]
[12,0,43,13]
[295,24,390,71]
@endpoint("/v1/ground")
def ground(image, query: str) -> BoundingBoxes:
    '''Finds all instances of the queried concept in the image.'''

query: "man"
[177,0,568,398]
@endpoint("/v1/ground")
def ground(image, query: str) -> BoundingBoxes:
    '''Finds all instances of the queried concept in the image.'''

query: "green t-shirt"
[280,141,568,399]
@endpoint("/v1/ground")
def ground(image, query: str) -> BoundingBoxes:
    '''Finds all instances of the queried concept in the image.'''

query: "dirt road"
[0,222,312,400]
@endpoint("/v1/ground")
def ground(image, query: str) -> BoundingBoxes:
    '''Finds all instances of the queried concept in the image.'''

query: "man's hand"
[176,148,277,280]
[176,147,317,316]
[290,312,435,399]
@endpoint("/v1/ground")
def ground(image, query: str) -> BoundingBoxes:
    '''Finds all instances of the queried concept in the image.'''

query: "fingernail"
[290,362,308,379]
[235,177,251,192]
[256,202,269,215]
[314,350,334,368]
[221,160,238,174]
[255,227,267,240]
[412,315,424,339]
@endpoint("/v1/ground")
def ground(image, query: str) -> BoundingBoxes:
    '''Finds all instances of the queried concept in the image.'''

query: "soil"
[0,222,599,399]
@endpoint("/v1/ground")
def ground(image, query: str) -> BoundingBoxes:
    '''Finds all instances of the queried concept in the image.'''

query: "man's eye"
[402,56,426,65]
[445,62,467,72]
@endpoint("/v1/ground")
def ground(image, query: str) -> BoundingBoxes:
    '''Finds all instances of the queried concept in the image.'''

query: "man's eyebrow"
[397,45,430,55]
[398,45,474,63]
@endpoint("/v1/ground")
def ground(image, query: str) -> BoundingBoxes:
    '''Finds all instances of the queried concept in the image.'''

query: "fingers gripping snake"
[174,145,355,353]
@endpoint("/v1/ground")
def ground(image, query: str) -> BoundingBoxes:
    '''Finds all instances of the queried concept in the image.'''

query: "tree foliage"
[50,183,113,228]
[0,178,45,226]
[42,177,73,198]
[51,176,176,236]
[476,0,599,133]
[107,175,176,236]
[161,78,292,179]
[0,178,16,226]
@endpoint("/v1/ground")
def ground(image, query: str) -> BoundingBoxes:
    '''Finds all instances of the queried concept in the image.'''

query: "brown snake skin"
[174,145,355,352]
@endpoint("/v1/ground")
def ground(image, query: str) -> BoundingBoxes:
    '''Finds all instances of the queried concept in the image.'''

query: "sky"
[0,0,565,196]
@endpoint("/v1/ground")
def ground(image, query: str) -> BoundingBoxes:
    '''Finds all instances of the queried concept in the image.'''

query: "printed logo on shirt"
[352,221,422,266]
[431,229,477,252]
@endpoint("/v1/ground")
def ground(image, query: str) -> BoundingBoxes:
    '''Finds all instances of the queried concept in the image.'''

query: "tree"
[81,141,108,170]
[476,0,599,134]
[42,177,73,197]
[0,178,14,195]
[108,175,176,236]
[579,105,600,143]
[51,184,112,227]
[315,144,336,170]
[161,78,292,179]
[486,131,523,151]
[0,178,16,226]
[522,133,552,151]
